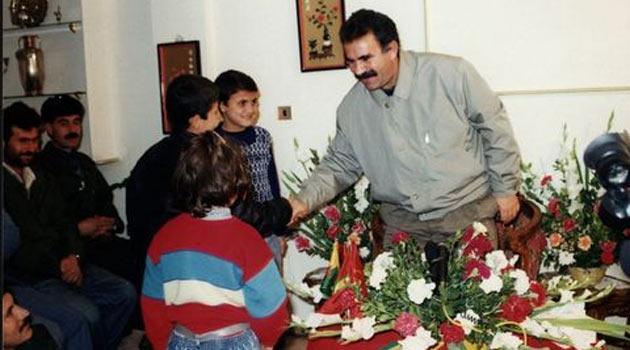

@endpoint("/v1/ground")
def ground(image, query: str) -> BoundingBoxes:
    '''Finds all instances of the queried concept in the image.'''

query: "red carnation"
[601,251,615,265]
[439,322,465,344]
[463,234,493,257]
[326,225,341,239]
[295,235,311,252]
[548,198,561,218]
[563,218,577,233]
[540,175,552,187]
[351,221,366,235]
[391,231,410,245]
[464,259,491,281]
[323,205,341,223]
[462,225,475,243]
[529,281,547,307]
[393,312,420,337]
[501,295,533,323]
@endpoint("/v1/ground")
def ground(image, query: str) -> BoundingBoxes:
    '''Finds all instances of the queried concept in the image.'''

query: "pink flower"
[577,235,592,251]
[326,225,341,239]
[563,218,577,233]
[351,221,366,235]
[393,312,420,337]
[549,233,563,248]
[295,236,311,252]
[463,259,491,281]
[548,198,561,218]
[391,231,410,245]
[540,175,552,187]
[439,322,465,344]
[323,205,341,223]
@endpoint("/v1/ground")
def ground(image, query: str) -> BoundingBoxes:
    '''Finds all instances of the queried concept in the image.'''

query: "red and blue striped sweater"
[141,209,288,349]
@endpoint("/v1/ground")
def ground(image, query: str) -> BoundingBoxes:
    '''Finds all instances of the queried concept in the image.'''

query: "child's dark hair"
[41,94,85,123]
[166,75,220,133]
[3,102,41,140]
[215,70,258,104]
[173,131,250,217]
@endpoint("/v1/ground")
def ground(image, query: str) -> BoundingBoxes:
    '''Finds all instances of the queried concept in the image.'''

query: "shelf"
[3,91,86,100]
[3,21,81,38]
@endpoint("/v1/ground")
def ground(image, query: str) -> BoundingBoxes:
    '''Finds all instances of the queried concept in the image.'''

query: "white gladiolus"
[359,246,370,259]
[341,325,360,341]
[407,278,435,304]
[351,316,376,340]
[485,250,509,273]
[369,252,395,290]
[354,197,370,213]
[559,250,576,266]
[473,221,488,233]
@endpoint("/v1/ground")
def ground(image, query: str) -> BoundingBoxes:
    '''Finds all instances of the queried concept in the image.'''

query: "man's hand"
[78,216,116,238]
[288,197,309,227]
[60,255,83,287]
[495,194,520,223]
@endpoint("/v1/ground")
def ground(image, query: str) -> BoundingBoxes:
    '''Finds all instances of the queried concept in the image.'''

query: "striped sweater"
[141,210,288,349]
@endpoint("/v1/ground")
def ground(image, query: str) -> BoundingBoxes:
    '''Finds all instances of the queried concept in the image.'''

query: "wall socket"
[277,106,292,120]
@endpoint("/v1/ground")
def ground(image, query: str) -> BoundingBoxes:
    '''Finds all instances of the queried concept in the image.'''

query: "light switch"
[278,106,292,120]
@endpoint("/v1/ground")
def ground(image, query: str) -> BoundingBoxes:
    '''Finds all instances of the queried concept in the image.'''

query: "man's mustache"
[65,132,80,140]
[20,152,35,158]
[355,70,377,80]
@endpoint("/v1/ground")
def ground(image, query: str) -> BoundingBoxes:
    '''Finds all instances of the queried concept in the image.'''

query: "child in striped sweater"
[141,131,288,350]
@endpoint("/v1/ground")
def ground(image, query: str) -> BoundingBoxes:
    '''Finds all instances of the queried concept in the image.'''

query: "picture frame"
[157,40,201,134]
[296,0,346,72]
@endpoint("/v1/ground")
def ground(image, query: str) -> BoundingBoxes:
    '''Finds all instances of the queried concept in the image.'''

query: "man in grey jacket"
[290,9,521,248]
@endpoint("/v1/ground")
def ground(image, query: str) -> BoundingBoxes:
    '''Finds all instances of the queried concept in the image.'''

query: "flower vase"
[15,35,45,96]
[568,266,606,286]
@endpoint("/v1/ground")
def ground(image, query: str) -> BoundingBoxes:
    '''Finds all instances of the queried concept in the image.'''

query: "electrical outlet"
[277,106,292,120]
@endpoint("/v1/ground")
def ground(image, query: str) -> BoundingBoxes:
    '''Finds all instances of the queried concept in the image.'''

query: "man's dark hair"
[215,70,258,104]
[173,131,250,217]
[40,94,85,123]
[166,75,220,134]
[3,102,41,140]
[339,9,400,51]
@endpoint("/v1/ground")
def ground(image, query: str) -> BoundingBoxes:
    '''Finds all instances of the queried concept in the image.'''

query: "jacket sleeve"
[141,255,171,350]
[231,196,292,238]
[460,59,521,196]
[87,158,125,233]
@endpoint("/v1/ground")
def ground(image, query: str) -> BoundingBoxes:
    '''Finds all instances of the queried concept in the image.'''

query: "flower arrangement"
[291,223,629,350]
[283,142,379,263]
[521,122,624,271]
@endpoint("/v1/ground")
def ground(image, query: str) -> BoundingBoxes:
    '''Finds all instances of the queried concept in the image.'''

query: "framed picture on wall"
[296,0,346,72]
[157,40,201,134]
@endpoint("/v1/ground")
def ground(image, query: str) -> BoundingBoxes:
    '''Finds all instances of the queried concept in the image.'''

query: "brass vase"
[15,35,45,96]
[568,266,606,287]
[9,0,48,28]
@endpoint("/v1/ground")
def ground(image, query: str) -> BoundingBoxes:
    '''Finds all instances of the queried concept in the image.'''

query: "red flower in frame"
[323,205,341,223]
[600,241,617,253]
[439,322,465,344]
[393,312,420,338]
[548,198,561,218]
[501,295,533,323]
[326,225,341,239]
[392,231,410,245]
[295,235,311,252]
[563,218,577,233]
[540,174,553,187]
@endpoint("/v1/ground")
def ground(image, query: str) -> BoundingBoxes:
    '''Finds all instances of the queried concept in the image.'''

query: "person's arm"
[242,236,289,348]
[460,59,521,221]
[295,125,363,216]
[87,158,125,233]
[141,255,171,350]
[231,196,292,237]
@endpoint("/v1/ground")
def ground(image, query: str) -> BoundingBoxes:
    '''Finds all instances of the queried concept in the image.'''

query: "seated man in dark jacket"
[36,94,133,282]
[3,102,135,350]
[126,75,292,294]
